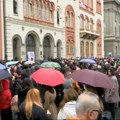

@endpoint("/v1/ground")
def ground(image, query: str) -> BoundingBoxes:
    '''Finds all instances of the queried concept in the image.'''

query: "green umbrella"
[41,61,61,68]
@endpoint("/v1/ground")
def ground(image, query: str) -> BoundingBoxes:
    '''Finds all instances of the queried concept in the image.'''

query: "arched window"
[70,12,74,27]
[38,0,42,20]
[24,0,28,16]
[26,35,36,60]
[87,0,89,6]
[57,10,60,25]
[68,12,70,27]
[13,0,18,14]
[42,5,45,20]
[26,35,35,52]
[46,4,49,21]
[97,43,101,55]
[67,40,74,55]
[86,42,89,57]
[29,0,33,17]
[85,16,89,30]
[34,0,37,19]
[80,14,84,29]
[89,0,93,9]
[96,0,101,14]
[90,18,94,31]
[66,12,69,26]
[97,19,101,36]
[90,42,93,56]
[84,0,87,6]
[70,41,74,54]
[49,9,52,22]
[80,41,84,57]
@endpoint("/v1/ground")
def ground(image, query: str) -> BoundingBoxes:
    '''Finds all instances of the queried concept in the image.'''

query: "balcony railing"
[80,28,100,40]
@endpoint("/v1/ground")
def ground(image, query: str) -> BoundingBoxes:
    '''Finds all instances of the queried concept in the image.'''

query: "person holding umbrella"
[0,80,13,120]
[0,69,12,120]
[30,68,65,119]
[44,86,57,119]
[19,88,51,120]
[104,67,120,120]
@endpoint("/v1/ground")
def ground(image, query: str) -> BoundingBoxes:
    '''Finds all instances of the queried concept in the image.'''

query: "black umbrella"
[0,69,11,80]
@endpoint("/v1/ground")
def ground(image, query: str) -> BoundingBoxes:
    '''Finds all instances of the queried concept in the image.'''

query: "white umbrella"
[24,61,35,65]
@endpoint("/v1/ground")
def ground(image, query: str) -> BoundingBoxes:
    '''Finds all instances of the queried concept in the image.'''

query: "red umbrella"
[31,68,64,86]
[69,69,114,88]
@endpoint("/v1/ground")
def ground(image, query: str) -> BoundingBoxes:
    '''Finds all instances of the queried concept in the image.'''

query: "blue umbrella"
[0,69,11,80]
[88,57,96,61]
[6,61,18,66]
[80,58,96,64]
[0,63,6,70]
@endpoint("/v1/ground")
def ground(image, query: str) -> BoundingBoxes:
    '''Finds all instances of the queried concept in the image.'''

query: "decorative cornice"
[6,17,65,32]
[104,0,120,5]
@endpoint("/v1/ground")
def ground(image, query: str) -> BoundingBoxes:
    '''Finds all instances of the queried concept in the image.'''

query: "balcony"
[80,28,100,40]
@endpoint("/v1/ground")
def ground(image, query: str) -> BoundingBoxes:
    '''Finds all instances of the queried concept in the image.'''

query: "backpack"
[11,95,19,113]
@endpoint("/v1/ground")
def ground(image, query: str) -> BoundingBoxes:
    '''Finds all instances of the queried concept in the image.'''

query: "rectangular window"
[96,2,101,14]
[13,0,18,14]
[50,10,52,22]
[34,2,37,19]
[29,0,33,17]
[84,0,87,6]
[39,5,42,20]
[30,3,33,17]
[57,11,60,25]
[24,1,28,16]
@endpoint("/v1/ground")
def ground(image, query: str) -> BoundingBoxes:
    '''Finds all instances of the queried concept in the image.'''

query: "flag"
[80,1,85,8]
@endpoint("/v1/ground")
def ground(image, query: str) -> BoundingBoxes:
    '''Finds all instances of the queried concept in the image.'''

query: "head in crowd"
[107,67,115,76]
[17,77,33,94]
[25,88,43,120]
[45,85,54,94]
[59,88,78,110]
[61,67,71,78]
[76,91,101,120]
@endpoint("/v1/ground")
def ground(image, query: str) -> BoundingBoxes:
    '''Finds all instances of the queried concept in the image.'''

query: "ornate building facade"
[79,0,103,58]
[0,1,4,59]
[4,0,104,60]
[104,0,120,57]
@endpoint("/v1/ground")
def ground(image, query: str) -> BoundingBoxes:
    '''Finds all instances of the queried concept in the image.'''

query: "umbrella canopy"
[69,69,114,88]
[6,61,18,66]
[80,58,96,64]
[41,61,61,68]
[0,64,6,70]
[31,68,64,86]
[24,61,35,65]
[0,69,11,80]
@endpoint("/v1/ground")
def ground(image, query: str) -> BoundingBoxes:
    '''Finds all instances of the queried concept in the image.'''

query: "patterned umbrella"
[41,61,61,68]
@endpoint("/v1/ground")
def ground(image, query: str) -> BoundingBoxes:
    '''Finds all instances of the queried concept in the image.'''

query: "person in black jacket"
[19,88,51,120]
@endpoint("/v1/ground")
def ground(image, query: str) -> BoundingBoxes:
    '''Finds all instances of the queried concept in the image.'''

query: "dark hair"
[22,78,33,88]
[107,67,115,76]
[58,88,78,110]
[45,86,54,94]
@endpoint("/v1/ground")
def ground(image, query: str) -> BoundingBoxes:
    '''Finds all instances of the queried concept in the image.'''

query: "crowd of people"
[0,57,120,120]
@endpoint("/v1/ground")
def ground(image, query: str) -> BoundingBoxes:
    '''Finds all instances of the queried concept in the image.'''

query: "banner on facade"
[27,51,35,62]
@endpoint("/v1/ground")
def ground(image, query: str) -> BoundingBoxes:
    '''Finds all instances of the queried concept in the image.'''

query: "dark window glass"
[57,11,60,25]
[13,0,18,14]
